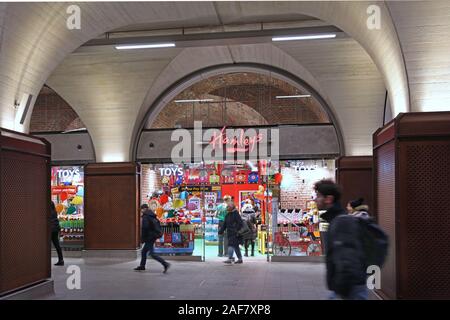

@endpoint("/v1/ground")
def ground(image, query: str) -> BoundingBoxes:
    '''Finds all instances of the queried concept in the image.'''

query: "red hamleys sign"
[209,127,264,153]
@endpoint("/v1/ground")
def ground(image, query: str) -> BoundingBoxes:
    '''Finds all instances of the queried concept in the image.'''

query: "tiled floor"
[40,257,331,300]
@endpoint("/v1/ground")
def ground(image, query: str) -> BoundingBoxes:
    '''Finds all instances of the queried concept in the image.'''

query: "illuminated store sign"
[209,126,264,153]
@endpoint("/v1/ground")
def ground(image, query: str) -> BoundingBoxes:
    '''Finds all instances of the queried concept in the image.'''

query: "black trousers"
[140,240,168,268]
[244,239,255,255]
[51,231,64,262]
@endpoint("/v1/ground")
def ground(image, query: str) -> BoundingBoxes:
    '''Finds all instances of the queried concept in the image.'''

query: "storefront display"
[142,162,265,258]
[141,159,334,259]
[271,160,335,257]
[51,166,84,250]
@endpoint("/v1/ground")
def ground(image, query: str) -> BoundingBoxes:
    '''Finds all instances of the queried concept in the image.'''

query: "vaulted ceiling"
[1,1,449,161]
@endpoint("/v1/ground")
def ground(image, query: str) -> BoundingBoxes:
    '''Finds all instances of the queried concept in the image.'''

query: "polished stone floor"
[40,256,331,300]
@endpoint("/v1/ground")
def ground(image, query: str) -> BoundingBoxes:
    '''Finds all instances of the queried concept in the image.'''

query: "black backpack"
[358,217,389,268]
[151,217,163,239]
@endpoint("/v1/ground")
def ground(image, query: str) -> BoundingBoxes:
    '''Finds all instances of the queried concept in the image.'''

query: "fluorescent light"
[115,43,175,50]
[174,99,214,103]
[272,34,336,41]
[276,95,311,99]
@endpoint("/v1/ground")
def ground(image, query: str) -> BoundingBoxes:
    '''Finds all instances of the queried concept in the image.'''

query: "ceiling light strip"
[115,43,176,50]
[272,34,336,41]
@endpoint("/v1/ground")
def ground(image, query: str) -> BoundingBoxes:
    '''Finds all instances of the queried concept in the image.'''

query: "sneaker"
[54,261,64,266]
[244,253,248,257]
[217,254,223,257]
[163,263,171,274]
[234,259,243,264]
[223,259,233,264]
[134,266,145,271]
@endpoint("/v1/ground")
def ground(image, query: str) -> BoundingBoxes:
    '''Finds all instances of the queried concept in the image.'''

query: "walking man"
[134,204,170,273]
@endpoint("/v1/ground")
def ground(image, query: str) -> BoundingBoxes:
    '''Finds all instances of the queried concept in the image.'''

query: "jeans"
[344,285,368,300]
[51,231,64,262]
[329,285,368,300]
[140,241,168,268]
[218,221,228,256]
[227,245,242,260]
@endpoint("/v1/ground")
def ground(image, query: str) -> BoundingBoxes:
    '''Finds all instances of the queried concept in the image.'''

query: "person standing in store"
[241,203,257,257]
[314,180,368,300]
[218,203,244,264]
[50,201,64,266]
[134,204,170,273]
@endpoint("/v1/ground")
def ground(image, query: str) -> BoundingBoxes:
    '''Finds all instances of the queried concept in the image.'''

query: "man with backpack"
[314,180,388,300]
[134,204,170,273]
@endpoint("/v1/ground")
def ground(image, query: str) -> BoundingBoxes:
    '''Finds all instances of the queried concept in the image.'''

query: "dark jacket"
[218,209,244,246]
[322,203,367,296]
[50,207,61,233]
[141,210,160,243]
[241,209,257,241]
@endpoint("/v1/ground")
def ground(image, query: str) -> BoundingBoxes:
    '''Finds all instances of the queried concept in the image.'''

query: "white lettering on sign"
[57,168,80,179]
[159,167,184,177]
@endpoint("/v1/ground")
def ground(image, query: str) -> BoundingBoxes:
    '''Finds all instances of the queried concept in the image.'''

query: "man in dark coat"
[218,203,244,264]
[134,204,170,273]
[50,201,64,266]
[314,180,368,300]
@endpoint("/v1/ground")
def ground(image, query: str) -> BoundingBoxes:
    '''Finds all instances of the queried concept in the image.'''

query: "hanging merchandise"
[163,201,173,211]
[248,172,259,183]
[209,173,220,184]
[259,160,268,176]
[274,172,283,184]
[67,205,77,215]
[167,209,176,218]
[76,186,84,196]
[173,199,185,209]
[155,207,164,219]
[188,197,200,211]
[255,186,266,201]
[175,175,184,185]
[148,199,160,211]
[204,192,217,211]
[180,190,189,200]
[71,196,83,205]
[55,203,65,214]
[222,173,235,184]
[236,172,246,184]
[159,193,169,205]
[161,176,170,185]
[60,192,68,202]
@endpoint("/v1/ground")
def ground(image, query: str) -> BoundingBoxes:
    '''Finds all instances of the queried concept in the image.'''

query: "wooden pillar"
[335,156,373,213]
[84,163,140,250]
[0,128,51,296]
[373,112,450,299]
